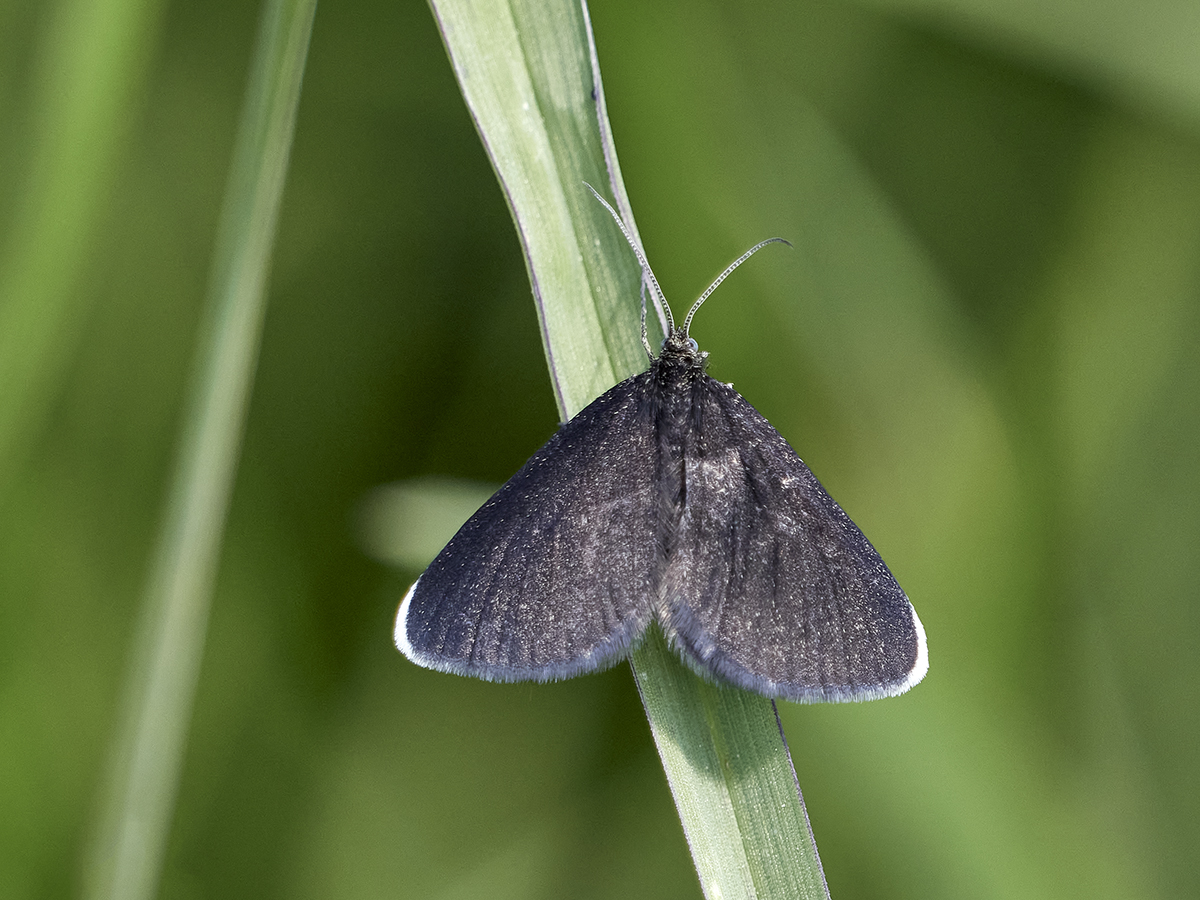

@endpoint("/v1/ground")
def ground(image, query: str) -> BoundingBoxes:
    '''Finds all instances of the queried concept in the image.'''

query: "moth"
[395,187,927,702]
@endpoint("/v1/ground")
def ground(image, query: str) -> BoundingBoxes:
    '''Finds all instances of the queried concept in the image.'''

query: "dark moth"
[395,189,927,702]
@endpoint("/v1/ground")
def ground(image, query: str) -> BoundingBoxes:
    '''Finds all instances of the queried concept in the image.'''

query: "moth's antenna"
[681,237,791,337]
[584,183,675,347]
[639,279,650,357]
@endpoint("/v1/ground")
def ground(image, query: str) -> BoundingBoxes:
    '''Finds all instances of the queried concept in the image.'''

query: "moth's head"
[658,329,708,371]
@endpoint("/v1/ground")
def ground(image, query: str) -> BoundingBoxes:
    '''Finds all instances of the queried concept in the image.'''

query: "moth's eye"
[686,338,699,353]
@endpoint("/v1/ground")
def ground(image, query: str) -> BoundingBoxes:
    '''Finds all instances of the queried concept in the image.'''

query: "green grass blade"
[633,630,831,899]
[0,0,165,499]
[429,1,830,896]
[429,0,651,418]
[80,2,318,898]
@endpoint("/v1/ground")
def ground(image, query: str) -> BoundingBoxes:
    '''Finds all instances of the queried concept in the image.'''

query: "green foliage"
[2,0,1199,898]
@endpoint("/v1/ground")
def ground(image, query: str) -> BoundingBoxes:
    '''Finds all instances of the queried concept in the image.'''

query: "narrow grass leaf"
[81,2,317,899]
[428,1,830,896]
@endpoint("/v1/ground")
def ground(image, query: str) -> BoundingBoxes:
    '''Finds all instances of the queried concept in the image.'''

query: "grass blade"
[81,2,318,898]
[0,0,164,498]
[428,0,830,896]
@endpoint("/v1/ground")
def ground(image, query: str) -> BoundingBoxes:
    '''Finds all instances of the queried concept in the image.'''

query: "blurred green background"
[3,0,1199,898]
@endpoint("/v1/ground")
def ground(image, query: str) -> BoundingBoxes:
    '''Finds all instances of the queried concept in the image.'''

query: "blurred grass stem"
[81,1,317,898]
[0,0,162,501]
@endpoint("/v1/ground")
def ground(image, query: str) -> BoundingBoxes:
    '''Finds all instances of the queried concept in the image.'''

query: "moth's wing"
[661,377,927,702]
[396,373,657,682]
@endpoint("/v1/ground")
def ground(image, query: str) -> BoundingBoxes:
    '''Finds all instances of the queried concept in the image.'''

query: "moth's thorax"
[647,327,708,508]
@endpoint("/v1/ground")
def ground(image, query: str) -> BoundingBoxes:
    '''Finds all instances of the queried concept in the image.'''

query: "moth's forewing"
[397,375,659,681]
